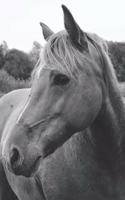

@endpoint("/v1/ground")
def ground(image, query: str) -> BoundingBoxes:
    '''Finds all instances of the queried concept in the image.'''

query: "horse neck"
[90,52,125,170]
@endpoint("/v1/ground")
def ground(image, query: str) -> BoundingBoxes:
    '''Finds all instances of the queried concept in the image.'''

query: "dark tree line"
[108,41,125,82]
[0,40,125,81]
[0,41,42,80]
[3,49,34,80]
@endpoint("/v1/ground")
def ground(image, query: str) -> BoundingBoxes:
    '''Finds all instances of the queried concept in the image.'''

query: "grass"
[0,69,31,95]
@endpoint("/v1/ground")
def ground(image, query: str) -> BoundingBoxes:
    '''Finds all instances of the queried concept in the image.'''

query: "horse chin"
[24,145,59,177]
[27,156,42,177]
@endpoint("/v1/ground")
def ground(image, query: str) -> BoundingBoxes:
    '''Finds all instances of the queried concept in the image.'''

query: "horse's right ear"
[40,22,54,41]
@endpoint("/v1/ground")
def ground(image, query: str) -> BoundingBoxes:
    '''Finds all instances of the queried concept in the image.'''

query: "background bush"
[0,40,42,96]
[108,41,125,82]
[0,69,30,94]
[3,49,34,80]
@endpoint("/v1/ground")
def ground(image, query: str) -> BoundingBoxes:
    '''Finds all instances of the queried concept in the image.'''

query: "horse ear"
[40,22,54,41]
[62,5,88,51]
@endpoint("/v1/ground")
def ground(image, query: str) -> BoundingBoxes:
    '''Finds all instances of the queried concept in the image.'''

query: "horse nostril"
[10,146,23,169]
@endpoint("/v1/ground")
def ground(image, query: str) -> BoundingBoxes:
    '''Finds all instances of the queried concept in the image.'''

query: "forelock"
[34,30,89,79]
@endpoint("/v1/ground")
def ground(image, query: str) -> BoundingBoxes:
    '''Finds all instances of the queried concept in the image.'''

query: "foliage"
[0,48,4,69]
[29,41,42,66]
[3,49,34,80]
[108,41,125,82]
[0,41,8,69]
[0,41,8,56]
[0,69,30,94]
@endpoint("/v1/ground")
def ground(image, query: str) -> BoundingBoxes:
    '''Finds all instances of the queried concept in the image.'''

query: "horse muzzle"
[2,143,42,177]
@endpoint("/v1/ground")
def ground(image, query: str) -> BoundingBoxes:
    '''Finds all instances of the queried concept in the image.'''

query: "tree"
[0,41,8,55]
[3,49,34,80]
[108,41,125,82]
[0,41,8,69]
[29,41,42,66]
[0,47,4,69]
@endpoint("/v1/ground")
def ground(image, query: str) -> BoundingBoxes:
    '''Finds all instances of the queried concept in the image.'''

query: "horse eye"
[53,74,70,86]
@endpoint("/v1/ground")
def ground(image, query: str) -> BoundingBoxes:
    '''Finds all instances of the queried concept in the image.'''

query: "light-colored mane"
[32,29,117,94]
[33,31,94,79]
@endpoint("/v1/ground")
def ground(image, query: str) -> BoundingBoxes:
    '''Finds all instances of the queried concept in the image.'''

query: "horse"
[1,5,125,200]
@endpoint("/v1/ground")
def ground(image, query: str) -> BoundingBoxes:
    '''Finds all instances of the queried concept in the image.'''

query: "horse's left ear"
[62,5,88,51]
[40,22,54,41]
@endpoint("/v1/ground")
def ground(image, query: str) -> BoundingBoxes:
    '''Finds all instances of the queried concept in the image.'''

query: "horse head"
[2,5,107,177]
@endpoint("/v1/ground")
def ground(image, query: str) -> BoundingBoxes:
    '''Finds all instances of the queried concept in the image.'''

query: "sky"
[0,0,125,52]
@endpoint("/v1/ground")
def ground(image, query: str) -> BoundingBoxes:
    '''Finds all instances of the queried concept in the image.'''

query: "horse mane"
[32,29,119,95]
[86,32,120,91]
[93,33,125,136]
[32,30,96,79]
[87,32,108,54]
